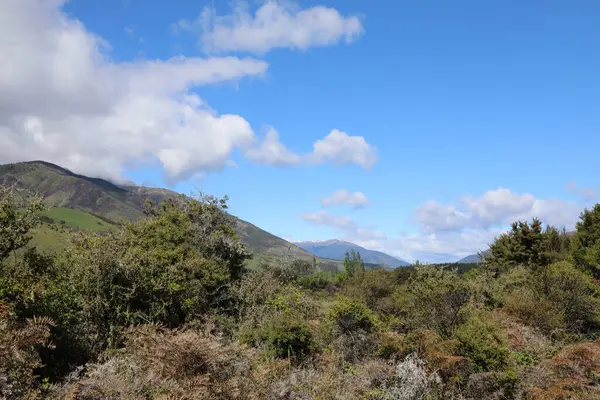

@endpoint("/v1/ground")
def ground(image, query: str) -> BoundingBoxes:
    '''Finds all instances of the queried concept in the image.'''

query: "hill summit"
[0,160,312,261]
[295,239,410,267]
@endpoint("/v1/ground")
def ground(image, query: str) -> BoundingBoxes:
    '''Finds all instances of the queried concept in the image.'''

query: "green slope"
[0,160,311,261]
[40,207,117,232]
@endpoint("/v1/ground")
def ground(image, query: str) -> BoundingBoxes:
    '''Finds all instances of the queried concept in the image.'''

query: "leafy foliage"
[454,312,510,372]
[395,266,471,338]
[486,218,570,272]
[0,186,44,262]
[3,185,600,399]
[572,204,600,276]
[343,249,365,277]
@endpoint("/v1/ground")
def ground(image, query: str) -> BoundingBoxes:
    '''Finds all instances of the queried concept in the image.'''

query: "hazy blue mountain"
[457,250,491,264]
[295,239,410,267]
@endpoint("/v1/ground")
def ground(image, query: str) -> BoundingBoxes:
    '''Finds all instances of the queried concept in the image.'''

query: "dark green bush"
[536,261,600,333]
[454,312,510,372]
[243,313,316,361]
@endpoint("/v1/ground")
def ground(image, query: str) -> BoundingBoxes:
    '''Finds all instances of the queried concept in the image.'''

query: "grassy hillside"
[40,207,117,232]
[0,161,312,262]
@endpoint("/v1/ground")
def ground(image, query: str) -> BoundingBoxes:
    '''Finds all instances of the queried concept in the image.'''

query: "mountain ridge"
[0,160,313,262]
[295,239,410,267]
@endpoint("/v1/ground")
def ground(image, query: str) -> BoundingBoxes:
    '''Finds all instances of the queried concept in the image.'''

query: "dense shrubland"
[2,186,600,399]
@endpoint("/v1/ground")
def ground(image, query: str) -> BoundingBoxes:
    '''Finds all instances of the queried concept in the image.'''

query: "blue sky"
[1,0,599,262]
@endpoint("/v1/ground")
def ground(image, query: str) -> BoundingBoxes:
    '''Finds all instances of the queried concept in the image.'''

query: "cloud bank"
[0,0,373,183]
[302,187,586,263]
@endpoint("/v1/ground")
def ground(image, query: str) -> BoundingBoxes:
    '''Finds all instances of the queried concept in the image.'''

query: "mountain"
[0,161,312,261]
[457,250,491,264]
[295,239,410,267]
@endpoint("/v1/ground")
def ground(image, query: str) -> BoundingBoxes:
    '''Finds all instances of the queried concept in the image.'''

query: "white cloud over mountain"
[302,187,586,263]
[0,0,373,182]
[300,210,385,242]
[176,0,364,55]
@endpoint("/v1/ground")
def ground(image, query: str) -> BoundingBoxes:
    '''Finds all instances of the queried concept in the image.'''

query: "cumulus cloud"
[177,0,363,55]
[0,0,270,182]
[303,187,588,263]
[395,187,587,262]
[384,229,502,263]
[414,187,581,232]
[246,129,377,169]
[0,0,373,182]
[245,128,301,166]
[309,130,378,169]
[320,189,369,208]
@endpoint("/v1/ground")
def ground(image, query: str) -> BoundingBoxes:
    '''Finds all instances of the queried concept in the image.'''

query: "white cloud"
[413,201,470,233]
[0,0,269,182]
[303,187,588,263]
[383,229,502,263]
[414,187,581,232]
[245,128,301,166]
[320,189,369,208]
[393,187,588,262]
[177,0,363,55]
[246,128,377,170]
[309,129,378,169]
[0,0,373,182]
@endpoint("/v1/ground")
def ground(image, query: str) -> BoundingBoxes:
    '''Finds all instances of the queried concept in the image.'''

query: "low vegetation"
[2,185,600,399]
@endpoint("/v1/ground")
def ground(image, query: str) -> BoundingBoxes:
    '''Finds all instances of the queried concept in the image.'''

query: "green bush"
[536,261,600,333]
[454,312,510,372]
[245,314,316,361]
[340,269,397,315]
[486,219,571,272]
[393,266,470,338]
[504,287,564,335]
[328,297,379,334]
[572,204,600,276]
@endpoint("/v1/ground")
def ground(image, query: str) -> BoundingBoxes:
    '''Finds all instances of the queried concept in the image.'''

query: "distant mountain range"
[457,251,490,264]
[295,239,411,267]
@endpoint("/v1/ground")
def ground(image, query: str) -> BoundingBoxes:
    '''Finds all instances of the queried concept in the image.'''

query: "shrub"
[53,324,261,399]
[0,302,54,399]
[572,204,600,276]
[235,273,320,362]
[374,353,441,400]
[244,313,316,361]
[374,331,406,360]
[340,269,398,316]
[296,271,340,291]
[486,219,571,272]
[536,261,600,334]
[454,312,510,372]
[0,186,44,263]
[394,266,470,338]
[504,287,565,335]
[328,297,379,335]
